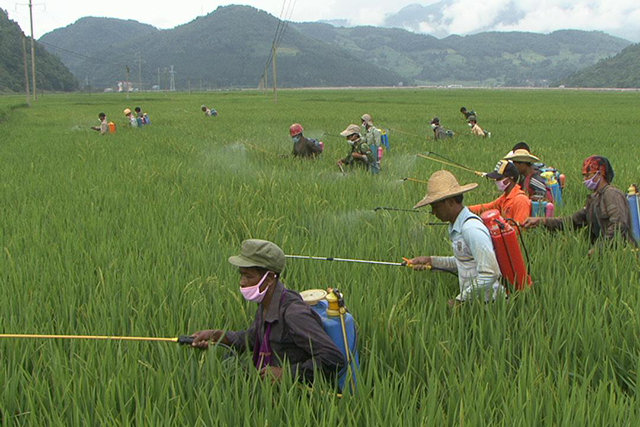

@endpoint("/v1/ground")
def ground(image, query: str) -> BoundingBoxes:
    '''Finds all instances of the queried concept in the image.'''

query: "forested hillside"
[0,9,77,92]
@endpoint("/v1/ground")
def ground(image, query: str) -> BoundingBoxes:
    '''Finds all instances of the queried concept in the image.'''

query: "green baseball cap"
[228,239,286,273]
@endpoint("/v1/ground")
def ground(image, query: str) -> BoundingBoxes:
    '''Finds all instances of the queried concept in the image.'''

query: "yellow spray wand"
[0,333,197,345]
[417,153,485,177]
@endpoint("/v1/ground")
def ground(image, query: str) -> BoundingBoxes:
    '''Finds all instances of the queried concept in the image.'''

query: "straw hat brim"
[504,151,540,163]
[413,182,478,208]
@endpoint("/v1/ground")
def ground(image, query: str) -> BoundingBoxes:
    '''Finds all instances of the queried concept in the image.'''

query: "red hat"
[289,123,303,137]
[582,156,614,183]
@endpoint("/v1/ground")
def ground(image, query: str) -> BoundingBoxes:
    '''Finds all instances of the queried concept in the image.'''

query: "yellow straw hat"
[503,149,540,163]
[413,170,478,208]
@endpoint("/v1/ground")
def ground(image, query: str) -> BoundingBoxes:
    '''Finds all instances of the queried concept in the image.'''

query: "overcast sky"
[2,0,639,41]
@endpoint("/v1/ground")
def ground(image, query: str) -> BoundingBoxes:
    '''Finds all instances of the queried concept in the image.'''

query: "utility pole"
[22,35,30,104]
[169,65,175,91]
[28,0,37,100]
[125,65,130,99]
[136,52,143,91]
[272,44,277,103]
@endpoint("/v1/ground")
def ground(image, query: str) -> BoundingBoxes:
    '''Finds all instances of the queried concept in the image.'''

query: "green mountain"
[39,5,402,90]
[560,43,640,88]
[294,24,631,86]
[39,5,632,89]
[0,9,78,92]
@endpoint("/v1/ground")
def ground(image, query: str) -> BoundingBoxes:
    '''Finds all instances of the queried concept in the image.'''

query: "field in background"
[0,89,639,424]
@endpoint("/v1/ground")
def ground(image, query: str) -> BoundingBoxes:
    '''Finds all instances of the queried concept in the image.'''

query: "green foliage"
[561,43,640,88]
[296,26,631,86]
[0,9,78,92]
[0,89,639,423]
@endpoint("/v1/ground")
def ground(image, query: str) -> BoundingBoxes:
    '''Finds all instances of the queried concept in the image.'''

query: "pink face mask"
[240,271,270,303]
[583,171,601,191]
[495,178,510,192]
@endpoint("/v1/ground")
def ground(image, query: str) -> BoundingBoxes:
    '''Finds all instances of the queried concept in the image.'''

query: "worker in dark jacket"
[430,117,454,140]
[523,156,635,251]
[289,123,323,158]
[190,239,345,383]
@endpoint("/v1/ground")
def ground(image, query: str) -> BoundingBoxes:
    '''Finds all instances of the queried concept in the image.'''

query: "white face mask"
[292,135,301,143]
[468,123,473,127]
[430,124,437,129]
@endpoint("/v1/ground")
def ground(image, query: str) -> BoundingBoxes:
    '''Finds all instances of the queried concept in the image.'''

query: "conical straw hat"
[413,170,478,208]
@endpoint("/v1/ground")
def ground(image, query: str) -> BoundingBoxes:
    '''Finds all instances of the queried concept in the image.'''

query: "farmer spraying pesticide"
[408,170,503,305]
[468,160,531,226]
[189,239,345,384]
[523,156,636,253]
[289,123,324,158]
[337,124,377,174]
[360,113,382,173]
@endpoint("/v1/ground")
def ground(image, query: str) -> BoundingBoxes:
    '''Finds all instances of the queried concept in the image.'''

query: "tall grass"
[0,89,639,424]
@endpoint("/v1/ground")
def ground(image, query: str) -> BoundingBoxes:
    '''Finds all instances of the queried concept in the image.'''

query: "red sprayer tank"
[480,209,532,291]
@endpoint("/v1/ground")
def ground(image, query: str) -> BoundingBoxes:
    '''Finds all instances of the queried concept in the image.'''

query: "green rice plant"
[0,88,639,424]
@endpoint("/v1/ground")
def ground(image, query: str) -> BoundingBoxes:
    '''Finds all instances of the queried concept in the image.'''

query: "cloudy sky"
[2,0,639,41]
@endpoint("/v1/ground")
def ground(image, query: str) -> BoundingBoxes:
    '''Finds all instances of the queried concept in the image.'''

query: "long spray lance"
[285,254,457,274]
[402,177,429,184]
[0,333,197,344]
[417,152,486,177]
[0,334,238,354]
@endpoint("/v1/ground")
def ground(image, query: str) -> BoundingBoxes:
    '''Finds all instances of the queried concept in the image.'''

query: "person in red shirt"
[469,160,531,225]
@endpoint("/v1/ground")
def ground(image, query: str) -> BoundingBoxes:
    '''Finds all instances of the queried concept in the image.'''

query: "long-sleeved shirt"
[431,207,503,302]
[471,123,486,137]
[341,139,374,169]
[225,281,346,382]
[362,126,382,173]
[542,184,635,245]
[292,135,323,157]
[469,184,531,225]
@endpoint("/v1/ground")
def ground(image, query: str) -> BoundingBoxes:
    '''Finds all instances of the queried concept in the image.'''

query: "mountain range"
[27,5,640,90]
[0,9,77,93]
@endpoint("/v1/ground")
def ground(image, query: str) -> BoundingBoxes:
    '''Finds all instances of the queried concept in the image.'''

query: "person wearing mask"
[337,124,376,173]
[468,160,531,225]
[190,239,345,383]
[289,123,323,158]
[523,156,635,251]
[360,113,382,173]
[468,116,490,138]
[408,170,503,305]
[430,117,454,140]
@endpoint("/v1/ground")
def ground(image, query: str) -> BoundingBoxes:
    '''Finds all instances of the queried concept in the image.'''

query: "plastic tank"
[311,300,359,391]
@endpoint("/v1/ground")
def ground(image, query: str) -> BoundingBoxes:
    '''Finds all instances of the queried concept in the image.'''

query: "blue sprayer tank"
[628,185,640,243]
[308,294,359,392]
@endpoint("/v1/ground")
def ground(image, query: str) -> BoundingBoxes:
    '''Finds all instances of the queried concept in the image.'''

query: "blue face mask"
[292,135,301,143]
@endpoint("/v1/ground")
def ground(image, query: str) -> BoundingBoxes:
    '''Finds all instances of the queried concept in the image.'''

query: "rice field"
[0,88,639,424]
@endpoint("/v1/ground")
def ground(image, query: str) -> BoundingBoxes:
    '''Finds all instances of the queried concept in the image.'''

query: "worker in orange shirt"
[469,160,531,226]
